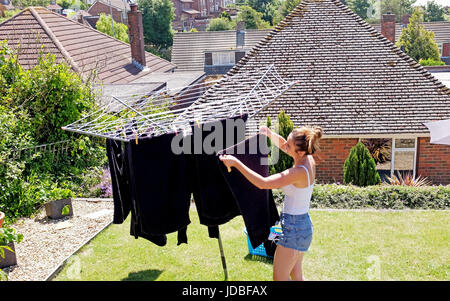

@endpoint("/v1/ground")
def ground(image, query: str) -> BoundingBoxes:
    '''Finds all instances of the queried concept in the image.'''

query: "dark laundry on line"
[106,113,279,248]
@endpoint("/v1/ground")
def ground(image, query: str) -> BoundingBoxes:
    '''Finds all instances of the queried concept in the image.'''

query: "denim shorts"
[276,212,314,252]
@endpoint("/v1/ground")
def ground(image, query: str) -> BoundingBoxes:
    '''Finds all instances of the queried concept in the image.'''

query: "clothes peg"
[133,129,138,145]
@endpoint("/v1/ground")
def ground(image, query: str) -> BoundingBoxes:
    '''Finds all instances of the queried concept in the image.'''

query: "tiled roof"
[195,0,450,136]
[171,29,271,72]
[0,7,176,84]
[373,21,450,45]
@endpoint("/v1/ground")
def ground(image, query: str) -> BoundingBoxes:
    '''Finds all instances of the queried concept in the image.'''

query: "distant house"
[47,0,63,14]
[374,16,450,64]
[0,6,176,85]
[171,0,224,32]
[0,0,14,11]
[191,0,450,185]
[87,0,131,26]
[172,27,270,75]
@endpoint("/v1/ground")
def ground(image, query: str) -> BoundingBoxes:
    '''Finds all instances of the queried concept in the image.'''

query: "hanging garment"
[190,114,248,232]
[106,138,132,224]
[125,132,193,246]
[217,134,280,249]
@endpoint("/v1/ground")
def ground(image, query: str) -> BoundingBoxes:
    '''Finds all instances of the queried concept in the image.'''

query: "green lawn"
[53,207,449,281]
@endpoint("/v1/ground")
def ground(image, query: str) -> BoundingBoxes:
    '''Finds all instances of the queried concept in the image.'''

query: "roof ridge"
[30,7,175,74]
[227,0,449,96]
[28,7,81,74]
[330,0,450,96]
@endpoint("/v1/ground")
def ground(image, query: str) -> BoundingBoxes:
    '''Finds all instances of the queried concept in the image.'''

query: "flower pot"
[0,211,4,228]
[44,198,73,220]
[0,242,17,269]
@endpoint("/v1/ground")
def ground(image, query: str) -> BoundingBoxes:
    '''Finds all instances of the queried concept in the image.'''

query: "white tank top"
[280,165,314,215]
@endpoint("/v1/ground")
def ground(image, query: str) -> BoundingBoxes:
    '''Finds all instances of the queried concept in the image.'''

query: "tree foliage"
[396,7,441,61]
[422,0,446,22]
[206,17,234,31]
[138,0,175,49]
[0,41,106,223]
[344,142,381,187]
[96,13,129,43]
[237,5,271,30]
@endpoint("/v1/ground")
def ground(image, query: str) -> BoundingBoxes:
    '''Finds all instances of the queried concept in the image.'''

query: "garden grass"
[53,206,449,281]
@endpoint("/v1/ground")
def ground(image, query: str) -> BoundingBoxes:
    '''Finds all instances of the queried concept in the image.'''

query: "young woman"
[219,125,323,281]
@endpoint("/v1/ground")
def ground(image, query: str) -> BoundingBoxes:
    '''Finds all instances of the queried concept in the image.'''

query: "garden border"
[44,198,114,281]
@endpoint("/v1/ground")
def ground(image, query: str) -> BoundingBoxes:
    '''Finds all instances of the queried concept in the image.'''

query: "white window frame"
[212,51,235,66]
[358,137,418,179]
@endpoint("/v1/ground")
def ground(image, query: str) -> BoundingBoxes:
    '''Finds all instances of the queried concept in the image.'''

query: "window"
[360,138,417,182]
[201,9,207,17]
[212,52,235,65]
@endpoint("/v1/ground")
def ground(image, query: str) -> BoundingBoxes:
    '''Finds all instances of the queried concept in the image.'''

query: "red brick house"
[47,0,62,14]
[87,0,131,25]
[172,0,224,31]
[195,0,450,185]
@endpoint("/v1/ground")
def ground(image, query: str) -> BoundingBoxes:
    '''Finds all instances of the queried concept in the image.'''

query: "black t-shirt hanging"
[190,114,248,227]
[217,134,280,249]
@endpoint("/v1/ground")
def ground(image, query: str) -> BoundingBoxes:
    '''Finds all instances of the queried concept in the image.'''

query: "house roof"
[191,0,450,136]
[0,7,176,84]
[47,3,62,10]
[373,21,450,45]
[171,29,271,72]
[89,0,131,12]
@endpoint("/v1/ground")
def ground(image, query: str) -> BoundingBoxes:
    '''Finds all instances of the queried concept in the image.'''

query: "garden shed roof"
[196,0,450,136]
[0,7,176,84]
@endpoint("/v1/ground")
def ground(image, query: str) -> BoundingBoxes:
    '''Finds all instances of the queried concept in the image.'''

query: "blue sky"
[414,0,449,6]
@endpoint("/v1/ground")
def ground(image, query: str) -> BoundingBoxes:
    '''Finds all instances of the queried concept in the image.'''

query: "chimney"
[381,12,396,43]
[401,14,410,28]
[236,21,246,47]
[127,4,147,71]
[442,43,450,57]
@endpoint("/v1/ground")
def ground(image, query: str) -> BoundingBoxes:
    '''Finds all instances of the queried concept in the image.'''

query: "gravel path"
[2,198,114,281]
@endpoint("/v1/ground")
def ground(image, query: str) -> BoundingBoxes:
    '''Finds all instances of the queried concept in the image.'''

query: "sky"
[413,0,450,6]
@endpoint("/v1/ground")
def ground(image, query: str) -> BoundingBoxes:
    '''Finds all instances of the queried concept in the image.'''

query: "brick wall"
[416,137,450,185]
[313,138,359,183]
[88,2,124,24]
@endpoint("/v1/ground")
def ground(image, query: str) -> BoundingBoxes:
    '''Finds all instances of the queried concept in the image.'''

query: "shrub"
[419,58,446,66]
[273,184,450,210]
[268,110,294,175]
[207,17,234,31]
[343,142,381,186]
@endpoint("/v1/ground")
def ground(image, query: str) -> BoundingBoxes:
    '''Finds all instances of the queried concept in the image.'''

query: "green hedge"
[272,184,450,210]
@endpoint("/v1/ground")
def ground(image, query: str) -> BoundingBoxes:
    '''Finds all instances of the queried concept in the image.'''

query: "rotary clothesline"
[61,64,296,280]
[62,65,297,142]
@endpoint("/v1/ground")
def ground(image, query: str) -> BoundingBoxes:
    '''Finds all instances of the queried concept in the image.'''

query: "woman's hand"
[259,126,271,137]
[219,154,240,172]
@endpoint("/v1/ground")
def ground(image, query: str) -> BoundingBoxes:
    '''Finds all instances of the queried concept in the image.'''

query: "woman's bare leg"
[290,251,305,281]
[273,245,301,281]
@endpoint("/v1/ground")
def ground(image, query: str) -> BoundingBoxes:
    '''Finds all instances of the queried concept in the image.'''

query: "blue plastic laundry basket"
[244,226,282,258]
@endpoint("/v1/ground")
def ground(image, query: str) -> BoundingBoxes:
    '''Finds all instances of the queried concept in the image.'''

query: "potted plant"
[0,227,23,269]
[0,211,4,228]
[44,187,75,220]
